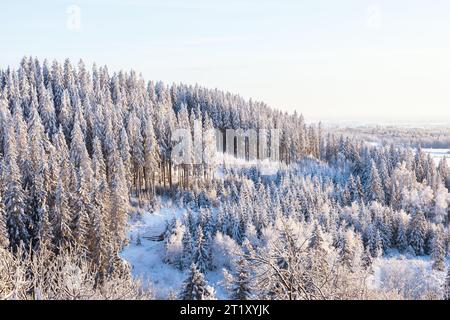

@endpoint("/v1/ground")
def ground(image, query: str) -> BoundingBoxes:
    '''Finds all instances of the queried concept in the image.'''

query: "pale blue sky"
[1,0,450,122]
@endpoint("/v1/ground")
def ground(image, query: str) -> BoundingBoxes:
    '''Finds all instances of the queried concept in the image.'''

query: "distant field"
[423,148,450,165]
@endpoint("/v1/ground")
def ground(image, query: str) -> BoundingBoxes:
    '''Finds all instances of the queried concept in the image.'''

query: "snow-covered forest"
[0,57,449,300]
[330,125,450,149]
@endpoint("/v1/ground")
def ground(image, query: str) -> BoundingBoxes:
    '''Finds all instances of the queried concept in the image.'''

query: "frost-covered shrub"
[369,257,446,300]
[0,246,153,300]
[401,183,434,215]
[164,219,185,267]
[434,186,450,224]
[211,232,242,270]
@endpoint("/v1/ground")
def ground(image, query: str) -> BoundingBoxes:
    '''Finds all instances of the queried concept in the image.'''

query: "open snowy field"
[423,148,450,165]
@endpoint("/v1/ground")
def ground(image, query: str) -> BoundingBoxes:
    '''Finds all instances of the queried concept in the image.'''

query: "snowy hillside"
[120,154,274,299]
[0,57,448,301]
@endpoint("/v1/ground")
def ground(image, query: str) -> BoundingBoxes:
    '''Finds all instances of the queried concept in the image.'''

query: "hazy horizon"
[2,0,450,123]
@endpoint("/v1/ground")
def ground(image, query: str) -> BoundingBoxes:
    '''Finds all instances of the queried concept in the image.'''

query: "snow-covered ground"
[120,200,228,299]
[120,202,184,298]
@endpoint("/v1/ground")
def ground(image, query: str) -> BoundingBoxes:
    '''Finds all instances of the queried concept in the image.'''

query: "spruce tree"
[4,126,29,251]
[366,160,384,203]
[229,257,252,300]
[181,226,193,269]
[431,227,446,271]
[408,212,427,256]
[179,263,216,300]
[446,267,450,300]
[395,216,408,252]
[192,225,210,273]
[108,146,128,248]
[52,176,72,249]
[0,188,9,249]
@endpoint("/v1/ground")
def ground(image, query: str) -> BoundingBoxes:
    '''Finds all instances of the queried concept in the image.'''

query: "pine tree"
[108,146,128,249]
[12,108,30,186]
[309,222,326,253]
[71,169,90,249]
[38,84,57,136]
[182,225,193,268]
[362,246,373,269]
[175,104,193,188]
[355,176,365,204]
[58,89,73,139]
[306,222,332,295]
[347,175,359,203]
[408,212,427,256]
[179,263,216,300]
[192,225,210,273]
[202,113,216,179]
[431,227,446,271]
[28,168,50,251]
[52,176,72,249]
[127,114,145,181]
[365,160,385,203]
[0,188,9,249]
[118,127,132,193]
[339,230,355,269]
[366,225,382,257]
[68,118,93,248]
[0,98,12,155]
[395,216,408,252]
[446,267,450,300]
[92,137,107,190]
[438,157,448,181]
[70,118,93,180]
[3,125,29,251]
[229,257,252,300]
[142,118,159,197]
[88,193,109,276]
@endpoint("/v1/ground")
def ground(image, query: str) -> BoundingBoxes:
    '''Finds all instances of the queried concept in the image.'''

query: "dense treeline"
[0,57,449,300]
[332,125,450,149]
[0,57,320,298]
[165,148,449,299]
[166,137,450,299]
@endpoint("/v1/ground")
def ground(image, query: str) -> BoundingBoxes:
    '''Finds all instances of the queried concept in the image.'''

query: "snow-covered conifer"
[431,227,446,271]
[408,212,427,256]
[179,263,216,300]
[192,225,210,273]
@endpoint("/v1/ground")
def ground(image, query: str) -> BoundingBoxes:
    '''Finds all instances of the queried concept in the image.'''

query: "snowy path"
[120,205,186,298]
[120,202,228,299]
